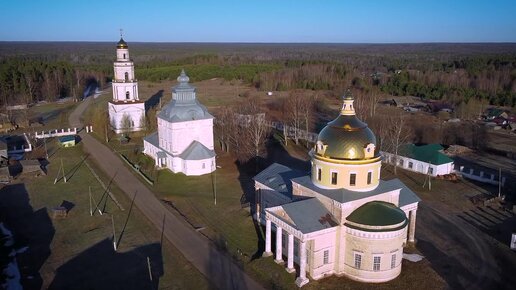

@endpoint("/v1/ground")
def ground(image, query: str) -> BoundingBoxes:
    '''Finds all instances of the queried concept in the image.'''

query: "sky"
[1,0,515,43]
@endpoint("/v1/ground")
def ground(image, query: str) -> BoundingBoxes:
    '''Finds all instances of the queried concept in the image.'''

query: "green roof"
[399,143,453,165]
[345,201,407,232]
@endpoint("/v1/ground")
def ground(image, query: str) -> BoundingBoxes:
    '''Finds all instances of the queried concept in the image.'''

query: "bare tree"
[299,94,315,148]
[385,109,412,175]
[214,107,234,152]
[242,102,270,162]
[283,90,304,145]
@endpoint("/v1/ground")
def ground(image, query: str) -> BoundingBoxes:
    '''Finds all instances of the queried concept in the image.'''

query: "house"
[58,135,76,147]
[382,144,454,176]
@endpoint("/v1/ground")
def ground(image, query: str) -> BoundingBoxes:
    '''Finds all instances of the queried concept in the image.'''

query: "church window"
[408,162,413,169]
[350,173,356,186]
[391,254,396,269]
[428,167,433,175]
[331,172,337,185]
[123,53,126,59]
[399,159,404,167]
[354,253,362,269]
[323,250,329,264]
[373,256,381,271]
[126,91,130,99]
[317,168,322,181]
[124,72,129,81]
[367,171,372,185]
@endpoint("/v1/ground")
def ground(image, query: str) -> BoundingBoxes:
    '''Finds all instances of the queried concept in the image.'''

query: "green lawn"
[12,140,210,289]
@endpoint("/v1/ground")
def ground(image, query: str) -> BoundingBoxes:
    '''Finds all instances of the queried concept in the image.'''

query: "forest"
[0,42,515,108]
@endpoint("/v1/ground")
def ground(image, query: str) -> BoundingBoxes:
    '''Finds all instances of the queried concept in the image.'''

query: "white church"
[254,95,420,287]
[143,70,216,176]
[108,36,146,133]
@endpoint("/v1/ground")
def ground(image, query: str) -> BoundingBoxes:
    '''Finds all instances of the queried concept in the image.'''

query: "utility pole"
[89,186,93,216]
[111,215,117,251]
[62,159,67,183]
[147,257,153,281]
[498,168,502,198]
[44,137,48,159]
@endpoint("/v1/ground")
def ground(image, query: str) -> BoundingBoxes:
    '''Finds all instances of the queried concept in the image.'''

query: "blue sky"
[1,0,515,43]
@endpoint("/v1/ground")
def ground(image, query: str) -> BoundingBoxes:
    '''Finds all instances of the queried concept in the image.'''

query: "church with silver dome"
[254,94,420,287]
[143,70,216,176]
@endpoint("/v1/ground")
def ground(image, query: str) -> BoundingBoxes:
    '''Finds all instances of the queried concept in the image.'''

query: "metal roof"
[292,175,420,206]
[399,143,453,165]
[345,201,408,232]
[253,163,307,198]
[270,198,338,234]
[178,141,215,160]
[158,70,213,123]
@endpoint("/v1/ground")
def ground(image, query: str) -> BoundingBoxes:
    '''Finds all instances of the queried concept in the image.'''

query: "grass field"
[0,140,210,289]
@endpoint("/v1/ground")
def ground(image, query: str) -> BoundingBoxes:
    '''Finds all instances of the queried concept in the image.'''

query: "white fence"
[455,166,506,186]
[35,128,77,139]
[7,133,32,154]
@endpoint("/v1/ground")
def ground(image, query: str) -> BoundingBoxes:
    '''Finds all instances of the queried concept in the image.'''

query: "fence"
[35,128,77,139]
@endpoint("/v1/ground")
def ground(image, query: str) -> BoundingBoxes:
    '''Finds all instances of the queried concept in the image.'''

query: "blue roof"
[58,135,75,143]
[253,163,307,198]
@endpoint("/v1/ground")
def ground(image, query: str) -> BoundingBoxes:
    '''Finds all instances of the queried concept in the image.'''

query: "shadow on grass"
[117,190,137,249]
[0,183,55,290]
[49,239,163,290]
[64,153,89,182]
[233,137,309,262]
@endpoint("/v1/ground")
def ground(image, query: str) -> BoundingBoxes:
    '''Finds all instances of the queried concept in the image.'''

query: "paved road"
[70,97,264,290]
[417,201,501,290]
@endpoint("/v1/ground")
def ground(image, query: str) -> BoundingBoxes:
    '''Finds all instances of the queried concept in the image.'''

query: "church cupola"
[116,30,130,62]
[310,91,382,192]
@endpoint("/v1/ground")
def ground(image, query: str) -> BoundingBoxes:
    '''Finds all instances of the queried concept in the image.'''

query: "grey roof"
[143,132,159,146]
[390,178,422,207]
[253,163,307,198]
[270,198,338,234]
[156,151,167,158]
[292,175,420,206]
[158,70,214,123]
[178,141,215,160]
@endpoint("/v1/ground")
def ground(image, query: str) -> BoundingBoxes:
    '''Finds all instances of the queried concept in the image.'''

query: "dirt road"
[69,97,264,290]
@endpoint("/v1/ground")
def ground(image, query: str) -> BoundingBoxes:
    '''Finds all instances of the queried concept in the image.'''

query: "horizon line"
[1,40,516,45]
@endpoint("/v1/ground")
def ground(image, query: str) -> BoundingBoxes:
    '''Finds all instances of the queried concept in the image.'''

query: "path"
[69,97,264,290]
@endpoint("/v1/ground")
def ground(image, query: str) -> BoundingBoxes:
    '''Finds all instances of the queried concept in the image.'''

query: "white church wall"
[343,226,406,282]
[308,231,338,280]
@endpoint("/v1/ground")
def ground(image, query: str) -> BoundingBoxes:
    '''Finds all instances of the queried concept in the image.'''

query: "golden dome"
[117,37,128,49]
[314,95,378,161]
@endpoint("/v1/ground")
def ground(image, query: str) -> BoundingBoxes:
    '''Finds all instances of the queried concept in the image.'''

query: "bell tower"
[108,30,145,133]
[112,29,139,102]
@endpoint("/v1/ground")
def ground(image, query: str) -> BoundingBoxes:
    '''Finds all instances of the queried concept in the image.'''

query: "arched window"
[124,72,129,81]
[126,91,130,100]
[123,53,126,59]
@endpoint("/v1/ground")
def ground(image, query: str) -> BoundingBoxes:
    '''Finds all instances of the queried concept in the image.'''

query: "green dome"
[345,201,407,232]
[317,114,377,160]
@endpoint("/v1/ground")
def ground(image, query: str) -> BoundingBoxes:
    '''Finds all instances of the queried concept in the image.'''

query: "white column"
[408,210,417,243]
[275,226,283,263]
[286,234,295,273]
[263,219,272,257]
[295,240,309,287]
